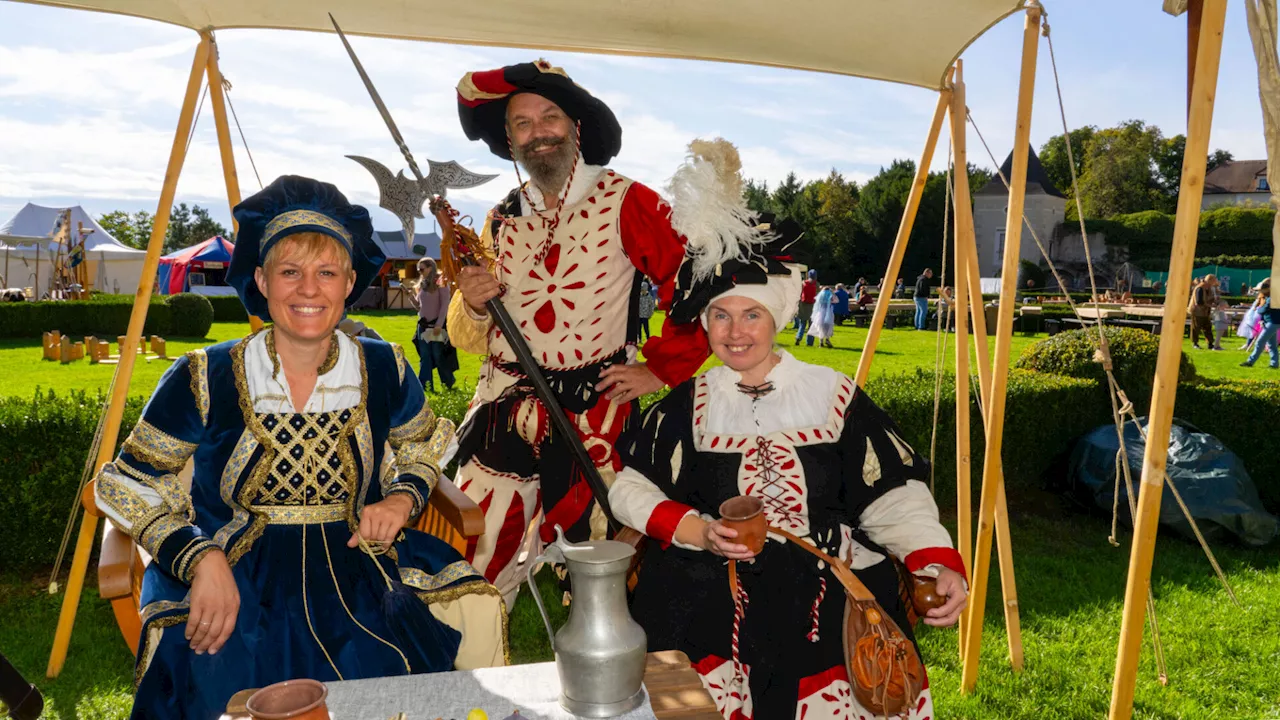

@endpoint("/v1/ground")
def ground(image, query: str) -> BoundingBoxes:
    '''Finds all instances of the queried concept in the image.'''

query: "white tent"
[0,203,147,295]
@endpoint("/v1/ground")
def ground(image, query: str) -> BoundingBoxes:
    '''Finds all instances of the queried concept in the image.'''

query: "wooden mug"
[719,496,766,554]
[245,679,329,720]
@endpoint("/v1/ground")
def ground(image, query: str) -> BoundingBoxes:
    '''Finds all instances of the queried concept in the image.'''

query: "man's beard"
[513,134,577,196]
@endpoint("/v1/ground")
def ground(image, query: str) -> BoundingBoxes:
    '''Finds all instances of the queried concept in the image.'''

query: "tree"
[1076,120,1164,218]
[97,209,154,250]
[1154,136,1234,212]
[743,179,774,214]
[163,203,228,253]
[1039,126,1098,196]
[770,173,805,219]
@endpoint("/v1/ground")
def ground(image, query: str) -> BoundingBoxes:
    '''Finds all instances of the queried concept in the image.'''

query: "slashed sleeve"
[841,389,966,579]
[95,351,212,584]
[383,343,455,520]
[610,385,699,547]
[618,183,711,387]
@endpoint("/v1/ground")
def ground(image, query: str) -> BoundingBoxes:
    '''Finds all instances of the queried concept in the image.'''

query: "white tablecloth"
[320,661,657,720]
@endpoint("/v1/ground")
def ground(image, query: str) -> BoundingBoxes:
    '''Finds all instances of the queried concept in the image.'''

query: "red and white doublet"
[446,158,709,602]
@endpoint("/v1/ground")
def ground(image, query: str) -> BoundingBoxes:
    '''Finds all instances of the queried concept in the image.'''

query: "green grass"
[2,310,1275,718]
[0,310,1259,401]
[4,500,1277,719]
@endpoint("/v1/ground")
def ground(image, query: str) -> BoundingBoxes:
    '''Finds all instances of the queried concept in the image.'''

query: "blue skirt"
[131,522,482,720]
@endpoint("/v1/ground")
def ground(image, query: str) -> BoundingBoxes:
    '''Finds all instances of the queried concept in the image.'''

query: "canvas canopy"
[157,235,234,294]
[12,0,1024,89]
[0,203,146,295]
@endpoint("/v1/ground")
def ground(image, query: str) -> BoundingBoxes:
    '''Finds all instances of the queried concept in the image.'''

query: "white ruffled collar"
[244,329,363,414]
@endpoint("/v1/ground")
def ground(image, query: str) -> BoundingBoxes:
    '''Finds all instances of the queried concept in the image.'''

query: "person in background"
[1238,286,1268,350]
[1241,279,1277,369]
[796,268,818,345]
[833,283,851,325]
[893,277,907,299]
[808,285,836,348]
[1211,300,1231,347]
[409,257,457,391]
[638,279,657,341]
[913,268,933,330]
[852,276,867,297]
[857,286,876,309]
[937,285,954,332]
[1188,274,1220,350]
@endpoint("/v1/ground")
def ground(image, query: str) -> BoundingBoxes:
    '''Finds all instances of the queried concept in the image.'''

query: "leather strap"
[768,527,876,602]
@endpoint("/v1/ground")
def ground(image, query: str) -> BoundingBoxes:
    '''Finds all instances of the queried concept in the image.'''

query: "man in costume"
[445,60,710,602]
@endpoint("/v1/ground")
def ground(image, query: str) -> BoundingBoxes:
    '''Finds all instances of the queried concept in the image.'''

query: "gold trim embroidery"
[212,428,259,552]
[188,348,210,427]
[135,614,187,690]
[391,342,407,385]
[318,333,341,376]
[411,580,511,667]
[389,402,436,445]
[250,503,348,525]
[398,561,478,592]
[140,598,190,625]
[177,540,218,583]
[96,465,153,524]
[122,418,197,474]
[263,209,352,248]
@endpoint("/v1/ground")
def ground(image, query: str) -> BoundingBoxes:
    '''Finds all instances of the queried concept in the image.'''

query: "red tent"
[157,236,234,294]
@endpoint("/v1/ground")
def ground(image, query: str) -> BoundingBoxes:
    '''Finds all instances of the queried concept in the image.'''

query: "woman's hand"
[186,550,239,655]
[596,363,665,405]
[922,566,968,627]
[457,266,501,313]
[349,493,415,549]
[674,516,758,560]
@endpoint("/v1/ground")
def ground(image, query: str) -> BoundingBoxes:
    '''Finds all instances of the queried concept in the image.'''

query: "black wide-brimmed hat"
[227,175,386,322]
[457,60,622,166]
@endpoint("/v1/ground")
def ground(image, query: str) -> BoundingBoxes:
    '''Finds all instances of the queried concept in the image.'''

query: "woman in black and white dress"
[610,140,967,720]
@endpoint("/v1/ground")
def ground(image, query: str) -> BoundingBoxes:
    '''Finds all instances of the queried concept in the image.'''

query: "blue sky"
[0,0,1271,239]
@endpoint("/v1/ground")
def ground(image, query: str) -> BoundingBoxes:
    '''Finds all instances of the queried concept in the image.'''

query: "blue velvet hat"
[227,175,385,322]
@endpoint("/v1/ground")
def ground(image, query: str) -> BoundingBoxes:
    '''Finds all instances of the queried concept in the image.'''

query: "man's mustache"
[519,135,567,155]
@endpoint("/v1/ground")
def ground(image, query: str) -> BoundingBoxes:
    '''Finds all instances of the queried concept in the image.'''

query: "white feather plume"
[665,138,766,284]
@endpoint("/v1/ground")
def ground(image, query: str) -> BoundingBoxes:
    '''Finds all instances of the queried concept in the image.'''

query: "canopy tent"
[16,3,1248,720]
[0,203,146,295]
[157,235,233,294]
[14,0,1022,89]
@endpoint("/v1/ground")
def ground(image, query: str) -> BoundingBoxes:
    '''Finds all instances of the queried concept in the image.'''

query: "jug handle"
[527,525,567,650]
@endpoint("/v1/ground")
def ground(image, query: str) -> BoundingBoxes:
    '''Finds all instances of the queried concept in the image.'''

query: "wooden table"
[222,651,719,720]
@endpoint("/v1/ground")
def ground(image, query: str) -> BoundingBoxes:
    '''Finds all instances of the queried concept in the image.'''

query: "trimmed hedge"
[0,389,145,571]
[1084,207,1277,270]
[1013,326,1195,413]
[1195,255,1273,269]
[1175,377,1280,511]
[166,293,214,337]
[207,295,250,322]
[0,293,214,339]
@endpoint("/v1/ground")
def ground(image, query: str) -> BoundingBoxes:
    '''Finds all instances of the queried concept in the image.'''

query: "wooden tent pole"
[1108,1,1226,717]
[946,61,973,658]
[952,80,1023,670]
[854,66,954,387]
[960,5,1040,694]
[46,35,212,679]
[1187,0,1204,119]
[202,29,263,331]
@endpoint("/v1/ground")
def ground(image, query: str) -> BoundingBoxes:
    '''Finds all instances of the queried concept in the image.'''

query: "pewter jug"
[528,526,646,718]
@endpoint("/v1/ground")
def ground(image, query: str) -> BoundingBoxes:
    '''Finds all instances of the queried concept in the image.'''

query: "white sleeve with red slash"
[610,466,701,551]
[859,479,967,582]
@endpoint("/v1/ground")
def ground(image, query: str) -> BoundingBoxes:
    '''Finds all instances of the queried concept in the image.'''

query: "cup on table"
[718,496,766,554]
[245,679,328,720]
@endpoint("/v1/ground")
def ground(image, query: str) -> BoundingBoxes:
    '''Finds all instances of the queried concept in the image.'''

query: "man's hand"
[187,550,239,655]
[348,493,415,549]
[457,265,501,313]
[596,363,664,405]
[922,566,968,627]
[673,516,757,560]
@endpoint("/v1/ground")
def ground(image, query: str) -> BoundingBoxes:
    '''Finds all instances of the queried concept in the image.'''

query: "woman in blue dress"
[94,176,506,719]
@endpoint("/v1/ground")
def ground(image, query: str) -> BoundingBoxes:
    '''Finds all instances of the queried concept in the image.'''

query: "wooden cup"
[719,496,766,554]
[245,679,329,720]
